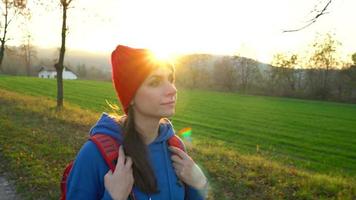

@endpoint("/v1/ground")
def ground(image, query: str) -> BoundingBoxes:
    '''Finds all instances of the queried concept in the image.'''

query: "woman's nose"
[166,81,177,97]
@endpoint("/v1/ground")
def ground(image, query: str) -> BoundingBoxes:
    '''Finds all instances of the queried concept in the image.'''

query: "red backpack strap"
[60,161,74,200]
[90,134,137,200]
[162,118,186,152]
[90,134,120,172]
[168,134,189,200]
[168,134,186,152]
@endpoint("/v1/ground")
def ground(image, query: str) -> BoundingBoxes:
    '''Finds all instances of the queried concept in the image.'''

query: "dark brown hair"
[116,106,160,195]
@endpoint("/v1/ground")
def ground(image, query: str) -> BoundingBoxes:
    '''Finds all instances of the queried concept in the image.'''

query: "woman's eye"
[169,75,175,83]
[149,79,160,86]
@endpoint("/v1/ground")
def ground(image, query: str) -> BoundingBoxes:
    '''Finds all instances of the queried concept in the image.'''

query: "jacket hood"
[89,112,175,144]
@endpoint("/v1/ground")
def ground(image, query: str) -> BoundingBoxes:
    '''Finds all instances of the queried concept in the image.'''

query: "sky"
[8,0,356,63]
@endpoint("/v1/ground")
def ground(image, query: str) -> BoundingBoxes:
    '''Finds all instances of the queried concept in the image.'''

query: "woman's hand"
[104,146,134,200]
[169,146,208,190]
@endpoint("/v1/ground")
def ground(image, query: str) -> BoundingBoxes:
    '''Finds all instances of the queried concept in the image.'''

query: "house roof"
[38,65,76,75]
[38,65,56,72]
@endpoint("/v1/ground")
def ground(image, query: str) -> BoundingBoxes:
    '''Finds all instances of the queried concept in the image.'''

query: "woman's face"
[132,64,177,119]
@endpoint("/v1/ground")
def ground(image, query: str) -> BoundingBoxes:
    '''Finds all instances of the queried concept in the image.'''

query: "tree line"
[174,33,356,103]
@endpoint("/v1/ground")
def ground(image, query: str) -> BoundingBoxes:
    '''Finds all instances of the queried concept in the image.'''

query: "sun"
[145,46,182,69]
[150,47,176,61]
[148,45,179,61]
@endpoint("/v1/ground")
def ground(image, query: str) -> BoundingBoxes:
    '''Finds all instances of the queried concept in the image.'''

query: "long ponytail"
[121,105,159,194]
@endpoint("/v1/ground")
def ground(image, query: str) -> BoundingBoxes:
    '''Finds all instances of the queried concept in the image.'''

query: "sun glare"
[150,48,175,61]
[152,49,172,60]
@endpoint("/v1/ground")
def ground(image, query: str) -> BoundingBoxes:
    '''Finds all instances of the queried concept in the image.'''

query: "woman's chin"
[159,109,175,118]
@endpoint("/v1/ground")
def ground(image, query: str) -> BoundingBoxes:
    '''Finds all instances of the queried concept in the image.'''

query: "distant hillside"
[35,47,273,74]
[2,45,273,82]
[35,47,111,72]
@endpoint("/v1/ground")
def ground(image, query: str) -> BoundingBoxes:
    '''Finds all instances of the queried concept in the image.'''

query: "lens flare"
[178,127,192,148]
[179,127,192,137]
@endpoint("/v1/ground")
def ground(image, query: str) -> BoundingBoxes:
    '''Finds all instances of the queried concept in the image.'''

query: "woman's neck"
[134,113,161,145]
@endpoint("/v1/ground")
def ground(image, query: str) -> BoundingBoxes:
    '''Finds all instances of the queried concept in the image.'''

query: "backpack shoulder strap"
[168,134,186,152]
[90,134,120,172]
[161,118,186,152]
[60,160,74,200]
[90,134,137,200]
[168,134,189,198]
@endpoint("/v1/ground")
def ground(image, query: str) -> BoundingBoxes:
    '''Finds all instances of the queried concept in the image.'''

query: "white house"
[38,66,78,80]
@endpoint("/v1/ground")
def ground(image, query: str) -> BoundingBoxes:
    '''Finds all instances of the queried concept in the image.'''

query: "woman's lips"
[161,101,175,105]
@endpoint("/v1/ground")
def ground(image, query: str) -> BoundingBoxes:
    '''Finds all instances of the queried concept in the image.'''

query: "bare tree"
[17,4,36,76]
[270,53,299,96]
[0,0,27,72]
[307,33,341,99]
[234,56,260,93]
[75,63,87,79]
[54,0,73,110]
[283,0,333,32]
[213,56,237,91]
[20,34,37,76]
[175,54,213,89]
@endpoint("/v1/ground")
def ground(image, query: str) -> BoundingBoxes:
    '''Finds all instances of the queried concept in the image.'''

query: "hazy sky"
[9,0,356,63]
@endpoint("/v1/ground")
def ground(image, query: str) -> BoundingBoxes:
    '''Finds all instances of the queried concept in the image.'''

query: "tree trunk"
[25,38,31,76]
[56,65,63,110]
[56,2,68,110]
[0,2,9,73]
[0,40,5,73]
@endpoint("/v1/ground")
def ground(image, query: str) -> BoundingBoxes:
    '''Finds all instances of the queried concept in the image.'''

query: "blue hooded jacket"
[66,113,207,200]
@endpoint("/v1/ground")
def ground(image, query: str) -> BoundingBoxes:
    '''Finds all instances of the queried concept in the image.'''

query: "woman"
[66,45,208,200]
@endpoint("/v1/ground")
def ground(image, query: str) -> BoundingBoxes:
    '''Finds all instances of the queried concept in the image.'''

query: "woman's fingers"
[171,152,187,176]
[171,155,184,164]
[104,146,135,200]
[116,146,126,171]
[125,156,133,169]
[168,146,190,160]
[172,162,183,172]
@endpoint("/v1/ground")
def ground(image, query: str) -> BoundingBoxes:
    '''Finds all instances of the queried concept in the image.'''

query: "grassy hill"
[0,75,355,199]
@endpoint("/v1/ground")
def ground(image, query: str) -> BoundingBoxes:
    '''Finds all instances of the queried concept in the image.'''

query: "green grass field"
[0,75,356,199]
[1,75,356,177]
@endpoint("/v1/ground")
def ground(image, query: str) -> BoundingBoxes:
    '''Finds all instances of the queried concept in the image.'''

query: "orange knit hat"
[111,45,156,114]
